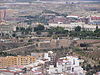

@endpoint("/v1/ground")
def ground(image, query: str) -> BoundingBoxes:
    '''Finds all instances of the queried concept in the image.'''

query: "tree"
[25,27,32,34]
[34,25,45,31]
[36,31,41,35]
[12,33,16,37]
[62,30,68,34]
[54,27,64,34]
[69,31,80,37]
[49,27,65,34]
[75,26,81,32]
[96,25,98,30]
[28,39,32,42]
[86,64,92,71]
[20,27,25,32]
[94,29,100,37]
[94,28,100,33]
[16,27,20,31]
[61,13,68,17]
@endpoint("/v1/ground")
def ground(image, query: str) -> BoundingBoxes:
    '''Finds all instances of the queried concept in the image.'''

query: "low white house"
[48,56,85,75]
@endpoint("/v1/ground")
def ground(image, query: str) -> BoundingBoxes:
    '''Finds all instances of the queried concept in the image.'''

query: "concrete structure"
[0,69,23,75]
[32,51,85,75]
[67,15,79,19]
[25,51,86,75]
[15,22,30,29]
[89,16,100,25]
[48,56,85,75]
[0,6,7,22]
[0,22,16,35]
[36,39,71,49]
[49,22,100,31]
[0,56,36,68]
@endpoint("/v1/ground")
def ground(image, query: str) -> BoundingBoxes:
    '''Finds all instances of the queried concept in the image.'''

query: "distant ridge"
[0,0,100,3]
[15,0,100,2]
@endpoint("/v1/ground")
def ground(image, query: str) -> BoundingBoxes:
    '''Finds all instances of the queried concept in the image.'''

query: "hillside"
[0,0,100,3]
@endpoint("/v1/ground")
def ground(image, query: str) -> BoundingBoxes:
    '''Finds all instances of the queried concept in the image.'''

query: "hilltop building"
[0,22,16,36]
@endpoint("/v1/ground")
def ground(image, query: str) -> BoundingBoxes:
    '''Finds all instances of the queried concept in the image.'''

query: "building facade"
[49,22,100,31]
[0,22,16,35]
[0,56,36,68]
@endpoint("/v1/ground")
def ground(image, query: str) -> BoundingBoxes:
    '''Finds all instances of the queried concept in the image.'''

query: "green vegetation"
[0,52,16,56]
[70,26,100,39]
[19,10,68,25]
[48,27,68,36]
[14,25,100,40]
[33,25,45,35]
[42,10,68,17]
[16,27,32,34]
[82,64,100,75]
[21,15,48,25]
[75,26,81,32]
[34,25,45,32]
[74,47,100,75]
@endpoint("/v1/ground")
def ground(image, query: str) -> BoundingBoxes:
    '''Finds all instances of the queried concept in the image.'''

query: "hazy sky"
[16,0,100,1]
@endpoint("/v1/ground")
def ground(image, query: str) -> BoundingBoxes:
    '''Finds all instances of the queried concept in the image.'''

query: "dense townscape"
[0,0,100,75]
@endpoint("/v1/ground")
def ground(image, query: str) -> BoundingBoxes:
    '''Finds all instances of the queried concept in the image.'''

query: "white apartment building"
[0,22,16,34]
[31,51,85,75]
[48,56,85,75]
[49,22,100,31]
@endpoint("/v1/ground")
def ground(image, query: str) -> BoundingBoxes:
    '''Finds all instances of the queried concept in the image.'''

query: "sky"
[16,0,100,1]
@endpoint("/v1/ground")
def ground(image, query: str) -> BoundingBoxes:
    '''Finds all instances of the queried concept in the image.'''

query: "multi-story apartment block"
[0,56,36,68]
